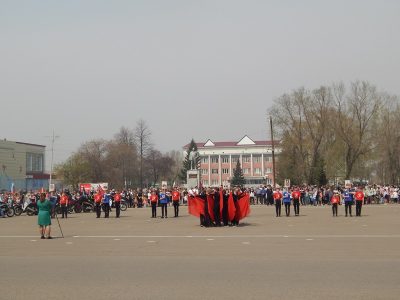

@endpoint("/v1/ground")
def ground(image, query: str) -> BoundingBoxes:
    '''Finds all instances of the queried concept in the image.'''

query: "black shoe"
[41,236,45,239]
[47,236,53,239]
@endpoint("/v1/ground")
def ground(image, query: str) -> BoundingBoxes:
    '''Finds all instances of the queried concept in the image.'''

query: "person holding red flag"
[221,188,230,226]
[212,187,222,227]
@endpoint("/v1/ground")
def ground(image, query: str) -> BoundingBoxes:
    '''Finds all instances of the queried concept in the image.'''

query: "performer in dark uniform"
[199,188,211,227]
[231,188,240,226]
[213,187,221,226]
[222,189,229,226]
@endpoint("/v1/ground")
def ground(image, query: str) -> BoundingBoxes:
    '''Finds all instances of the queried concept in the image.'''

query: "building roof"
[16,142,46,148]
[183,135,276,149]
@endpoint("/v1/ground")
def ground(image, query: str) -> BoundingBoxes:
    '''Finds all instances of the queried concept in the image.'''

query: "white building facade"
[184,135,280,188]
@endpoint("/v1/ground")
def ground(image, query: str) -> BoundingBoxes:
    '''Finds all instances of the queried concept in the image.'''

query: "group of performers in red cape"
[188,186,250,227]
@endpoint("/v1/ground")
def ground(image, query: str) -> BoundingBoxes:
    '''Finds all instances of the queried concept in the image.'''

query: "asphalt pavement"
[1,204,399,300]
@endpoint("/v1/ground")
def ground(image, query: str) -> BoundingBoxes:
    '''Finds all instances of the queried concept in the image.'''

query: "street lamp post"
[48,130,59,191]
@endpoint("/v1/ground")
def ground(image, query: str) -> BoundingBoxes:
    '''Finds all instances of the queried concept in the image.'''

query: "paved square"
[1,205,400,300]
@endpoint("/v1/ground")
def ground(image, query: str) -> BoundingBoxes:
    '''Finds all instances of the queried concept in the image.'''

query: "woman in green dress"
[37,192,52,239]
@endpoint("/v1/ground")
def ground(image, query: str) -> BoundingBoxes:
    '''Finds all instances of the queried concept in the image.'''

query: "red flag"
[237,193,251,220]
[188,196,205,218]
[227,193,236,221]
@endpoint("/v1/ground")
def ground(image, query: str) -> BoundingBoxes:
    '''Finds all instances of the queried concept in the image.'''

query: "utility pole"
[269,116,276,188]
[48,130,59,191]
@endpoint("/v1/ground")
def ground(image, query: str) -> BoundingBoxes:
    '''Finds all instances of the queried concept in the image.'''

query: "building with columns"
[184,135,280,187]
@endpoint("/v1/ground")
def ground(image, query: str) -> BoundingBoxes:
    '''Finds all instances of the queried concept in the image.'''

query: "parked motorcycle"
[0,203,15,217]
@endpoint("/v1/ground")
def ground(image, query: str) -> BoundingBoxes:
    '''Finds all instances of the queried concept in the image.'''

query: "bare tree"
[115,126,135,146]
[80,139,107,182]
[134,119,153,188]
[333,81,382,179]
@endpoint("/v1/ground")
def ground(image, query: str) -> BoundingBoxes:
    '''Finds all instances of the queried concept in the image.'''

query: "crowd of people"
[1,184,399,219]
[1,183,399,240]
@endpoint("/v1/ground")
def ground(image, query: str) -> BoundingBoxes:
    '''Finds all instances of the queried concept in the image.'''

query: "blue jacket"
[283,192,291,203]
[159,192,168,204]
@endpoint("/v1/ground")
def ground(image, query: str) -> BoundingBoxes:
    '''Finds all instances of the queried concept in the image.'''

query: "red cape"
[228,193,236,221]
[188,196,204,218]
[237,193,251,220]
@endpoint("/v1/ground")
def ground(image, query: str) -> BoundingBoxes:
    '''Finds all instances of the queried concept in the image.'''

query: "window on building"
[26,153,44,172]
[265,156,272,162]
[265,168,272,174]
[201,169,208,175]
[231,156,240,163]
[212,180,219,186]
[222,168,229,174]
[242,156,251,163]
[211,156,219,163]
[202,180,209,186]
[254,168,262,175]
[201,157,209,163]
[243,168,250,174]
[253,156,261,163]
[222,156,229,163]
[211,169,218,174]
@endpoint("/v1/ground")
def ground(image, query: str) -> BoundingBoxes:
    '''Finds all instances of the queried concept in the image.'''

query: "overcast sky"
[1,0,399,170]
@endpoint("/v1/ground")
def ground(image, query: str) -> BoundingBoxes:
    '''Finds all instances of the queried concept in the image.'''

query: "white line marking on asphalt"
[66,242,73,245]
[284,236,289,238]
[207,238,215,241]
[147,241,156,243]
[306,239,314,241]
[113,239,121,241]
[2,234,400,239]
[69,235,400,238]
[242,242,250,245]
[30,240,37,242]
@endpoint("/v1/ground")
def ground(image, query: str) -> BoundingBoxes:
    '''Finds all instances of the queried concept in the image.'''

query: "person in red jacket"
[171,187,181,217]
[60,192,69,219]
[114,191,122,218]
[291,187,301,216]
[94,192,102,218]
[273,188,283,217]
[150,190,158,218]
[331,191,341,217]
[355,187,365,216]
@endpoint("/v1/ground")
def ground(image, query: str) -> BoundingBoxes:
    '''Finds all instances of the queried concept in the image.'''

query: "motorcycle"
[81,200,95,213]
[111,200,128,211]
[0,203,15,217]
[14,202,38,216]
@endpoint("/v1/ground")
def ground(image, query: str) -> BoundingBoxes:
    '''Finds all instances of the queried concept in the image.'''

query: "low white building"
[184,135,281,187]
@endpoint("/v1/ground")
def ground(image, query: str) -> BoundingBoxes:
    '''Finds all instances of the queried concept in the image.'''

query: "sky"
[1,0,399,170]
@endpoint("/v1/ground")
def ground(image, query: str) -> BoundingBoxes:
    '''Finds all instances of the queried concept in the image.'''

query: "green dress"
[37,200,52,226]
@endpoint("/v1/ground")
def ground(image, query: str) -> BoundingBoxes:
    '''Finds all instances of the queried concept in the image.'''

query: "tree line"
[269,81,400,186]
[55,120,182,189]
